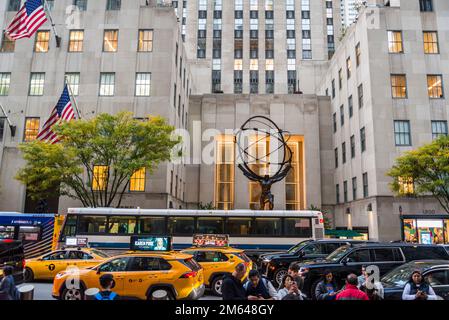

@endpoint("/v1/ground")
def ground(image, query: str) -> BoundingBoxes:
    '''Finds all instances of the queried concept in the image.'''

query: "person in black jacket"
[315,270,339,300]
[0,266,19,300]
[221,263,249,300]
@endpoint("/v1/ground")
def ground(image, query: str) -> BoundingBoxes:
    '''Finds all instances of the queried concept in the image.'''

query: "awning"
[325,229,363,238]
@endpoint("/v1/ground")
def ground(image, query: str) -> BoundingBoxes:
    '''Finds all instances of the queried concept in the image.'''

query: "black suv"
[257,239,371,286]
[0,240,25,284]
[299,243,449,298]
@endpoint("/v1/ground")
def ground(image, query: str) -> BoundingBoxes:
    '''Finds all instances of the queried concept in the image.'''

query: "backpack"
[94,291,117,300]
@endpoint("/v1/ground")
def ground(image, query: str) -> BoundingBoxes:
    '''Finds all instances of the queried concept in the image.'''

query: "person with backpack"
[243,270,277,300]
[402,270,438,300]
[94,274,120,300]
[0,266,20,300]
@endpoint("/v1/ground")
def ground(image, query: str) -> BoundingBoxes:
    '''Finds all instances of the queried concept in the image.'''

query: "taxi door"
[123,257,162,299]
[94,257,130,296]
[37,250,68,280]
[195,251,226,285]
[65,250,100,270]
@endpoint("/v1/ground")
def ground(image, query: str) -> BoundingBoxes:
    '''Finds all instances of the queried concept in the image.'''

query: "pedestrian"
[94,274,120,300]
[243,270,277,300]
[275,274,304,300]
[357,265,367,288]
[288,262,304,291]
[402,270,438,300]
[335,274,369,300]
[315,270,339,300]
[358,266,384,300]
[0,266,20,300]
[222,263,248,300]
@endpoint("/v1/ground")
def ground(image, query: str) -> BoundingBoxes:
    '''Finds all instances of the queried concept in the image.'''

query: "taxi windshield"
[287,240,310,254]
[325,245,350,262]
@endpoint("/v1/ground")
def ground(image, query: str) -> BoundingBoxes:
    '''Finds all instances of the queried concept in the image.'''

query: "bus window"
[226,218,252,235]
[108,216,137,234]
[168,217,195,235]
[197,217,224,234]
[254,218,282,236]
[138,217,166,235]
[284,218,312,237]
[78,216,107,234]
[18,226,41,242]
[0,226,15,239]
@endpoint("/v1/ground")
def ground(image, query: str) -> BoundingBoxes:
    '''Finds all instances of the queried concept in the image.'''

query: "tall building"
[340,0,364,27]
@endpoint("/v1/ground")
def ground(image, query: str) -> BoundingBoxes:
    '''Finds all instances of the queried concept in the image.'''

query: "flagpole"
[42,0,61,47]
[64,76,82,119]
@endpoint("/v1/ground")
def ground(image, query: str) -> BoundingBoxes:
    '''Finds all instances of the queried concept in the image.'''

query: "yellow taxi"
[24,247,109,282]
[181,235,252,296]
[51,251,205,300]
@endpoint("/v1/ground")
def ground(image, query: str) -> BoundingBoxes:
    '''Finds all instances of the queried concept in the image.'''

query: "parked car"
[298,243,449,298]
[0,240,25,284]
[381,260,449,300]
[257,239,373,287]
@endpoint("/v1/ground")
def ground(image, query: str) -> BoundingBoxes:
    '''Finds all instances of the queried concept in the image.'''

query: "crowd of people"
[221,262,439,301]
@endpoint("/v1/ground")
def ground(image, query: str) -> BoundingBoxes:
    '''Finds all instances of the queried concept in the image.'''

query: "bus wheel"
[61,288,84,300]
[24,268,34,282]
[274,268,288,287]
[211,277,224,296]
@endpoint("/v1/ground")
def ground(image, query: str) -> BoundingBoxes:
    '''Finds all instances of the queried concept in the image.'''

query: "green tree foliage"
[16,112,181,208]
[388,136,449,214]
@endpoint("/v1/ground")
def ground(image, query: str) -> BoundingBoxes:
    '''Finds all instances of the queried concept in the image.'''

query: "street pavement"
[18,282,221,300]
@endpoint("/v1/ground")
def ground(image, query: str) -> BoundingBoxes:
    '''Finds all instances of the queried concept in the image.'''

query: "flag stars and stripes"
[6,0,48,40]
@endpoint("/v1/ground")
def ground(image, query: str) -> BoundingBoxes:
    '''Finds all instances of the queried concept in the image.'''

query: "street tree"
[16,112,181,208]
[387,135,449,214]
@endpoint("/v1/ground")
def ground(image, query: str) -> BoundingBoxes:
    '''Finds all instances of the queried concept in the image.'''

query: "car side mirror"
[298,251,305,257]
[342,258,349,265]
[96,269,101,275]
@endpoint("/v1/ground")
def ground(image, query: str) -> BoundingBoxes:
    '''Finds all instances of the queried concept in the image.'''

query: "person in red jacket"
[336,274,369,301]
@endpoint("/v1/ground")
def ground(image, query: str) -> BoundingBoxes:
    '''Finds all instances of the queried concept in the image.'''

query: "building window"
[431,121,448,140]
[350,135,355,158]
[29,73,45,96]
[342,142,346,164]
[265,70,274,94]
[234,70,243,94]
[391,74,407,98]
[129,167,145,192]
[34,31,50,52]
[45,0,55,10]
[340,105,344,127]
[352,177,357,200]
[338,69,343,89]
[65,73,80,96]
[358,84,364,108]
[103,30,118,52]
[356,42,361,66]
[99,73,115,96]
[399,177,414,195]
[0,73,11,96]
[93,165,108,191]
[419,0,433,12]
[423,31,439,54]
[7,0,21,11]
[23,118,40,142]
[250,70,259,94]
[363,173,368,198]
[106,0,121,10]
[1,32,15,52]
[394,120,411,146]
[343,181,348,203]
[215,135,235,210]
[346,57,352,79]
[135,73,151,96]
[138,30,153,52]
[331,79,335,98]
[0,118,4,142]
[286,136,304,210]
[333,113,337,133]
[427,75,443,98]
[334,147,338,168]
[68,30,84,52]
[336,184,340,204]
[73,0,88,11]
[388,31,403,53]
[360,127,366,152]
[348,95,353,118]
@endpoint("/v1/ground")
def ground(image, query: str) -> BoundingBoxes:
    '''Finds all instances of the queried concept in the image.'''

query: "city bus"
[0,212,63,259]
[58,208,325,256]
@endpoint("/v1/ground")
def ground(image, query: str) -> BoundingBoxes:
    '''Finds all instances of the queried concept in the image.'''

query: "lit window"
[398,177,414,195]
[388,31,403,53]
[286,136,304,210]
[394,120,411,146]
[234,59,243,70]
[130,168,145,192]
[391,74,407,98]
[356,43,361,66]
[65,73,80,96]
[423,31,439,54]
[135,73,151,96]
[250,59,258,70]
[138,30,153,52]
[24,118,40,142]
[427,75,443,98]
[93,165,108,191]
[0,73,11,96]
[68,30,84,52]
[346,57,352,79]
[103,30,118,52]
[29,73,45,96]
[0,32,15,52]
[215,135,235,210]
[99,73,115,96]
[265,59,274,71]
[35,31,50,52]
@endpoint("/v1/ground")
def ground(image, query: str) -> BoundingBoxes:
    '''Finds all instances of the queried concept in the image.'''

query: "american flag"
[5,0,48,40]
[37,85,76,144]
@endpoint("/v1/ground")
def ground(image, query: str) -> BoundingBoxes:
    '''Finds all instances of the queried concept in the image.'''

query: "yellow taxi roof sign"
[193,234,229,247]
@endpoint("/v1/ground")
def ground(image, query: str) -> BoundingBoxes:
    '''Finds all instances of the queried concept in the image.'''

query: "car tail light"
[22,259,26,269]
[180,271,197,279]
